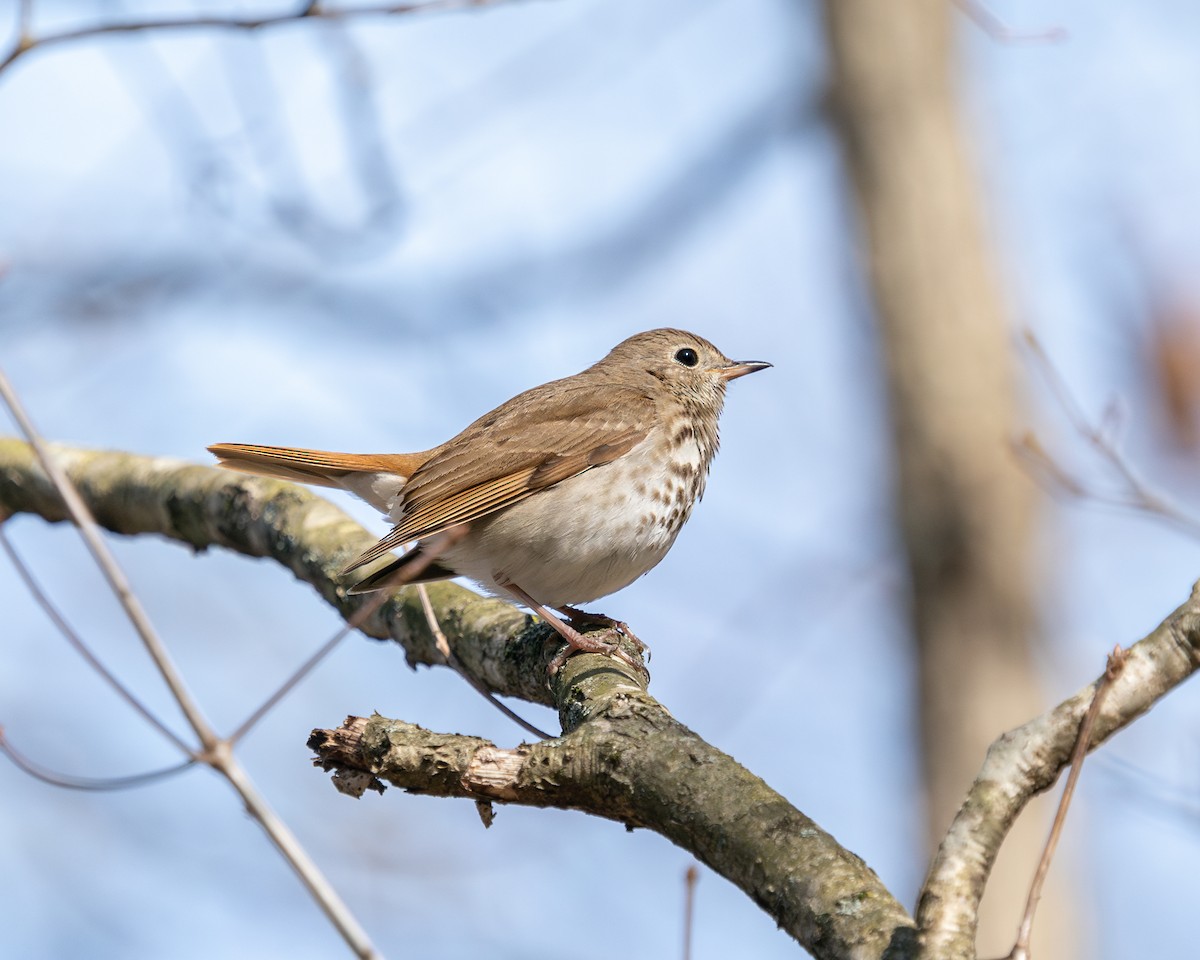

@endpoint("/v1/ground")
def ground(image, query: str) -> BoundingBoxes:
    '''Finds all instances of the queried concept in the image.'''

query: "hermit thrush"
[209,328,769,673]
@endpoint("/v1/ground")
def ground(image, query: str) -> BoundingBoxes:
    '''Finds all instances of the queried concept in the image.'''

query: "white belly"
[436,434,708,608]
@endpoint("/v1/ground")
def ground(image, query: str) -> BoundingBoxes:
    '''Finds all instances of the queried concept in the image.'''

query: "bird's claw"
[546,627,649,683]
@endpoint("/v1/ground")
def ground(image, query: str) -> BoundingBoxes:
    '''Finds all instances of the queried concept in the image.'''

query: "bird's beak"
[716,360,772,381]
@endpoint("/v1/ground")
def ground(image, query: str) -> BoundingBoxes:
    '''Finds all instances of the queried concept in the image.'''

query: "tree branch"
[917,584,1200,959]
[0,0,545,76]
[310,654,920,960]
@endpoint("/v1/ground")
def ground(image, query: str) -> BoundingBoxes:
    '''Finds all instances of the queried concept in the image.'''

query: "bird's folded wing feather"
[342,382,654,572]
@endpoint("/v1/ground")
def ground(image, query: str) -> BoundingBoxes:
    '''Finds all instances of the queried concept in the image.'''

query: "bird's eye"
[674,347,699,367]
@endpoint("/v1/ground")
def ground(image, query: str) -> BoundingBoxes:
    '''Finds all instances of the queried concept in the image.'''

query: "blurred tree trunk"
[821,3,1080,957]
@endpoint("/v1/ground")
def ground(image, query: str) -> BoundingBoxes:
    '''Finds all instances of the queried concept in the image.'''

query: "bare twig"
[0,0,544,75]
[683,864,699,960]
[0,371,217,747]
[951,0,1067,43]
[417,583,453,663]
[0,370,381,960]
[0,525,192,754]
[1010,432,1085,499]
[16,0,33,43]
[303,22,406,251]
[0,728,194,791]
[229,626,352,745]
[1018,329,1200,538]
[193,18,404,256]
[416,582,552,740]
[1096,751,1200,822]
[230,527,466,744]
[1007,646,1126,960]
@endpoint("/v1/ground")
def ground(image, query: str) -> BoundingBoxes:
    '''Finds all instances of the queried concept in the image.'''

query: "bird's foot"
[499,584,649,681]
[545,628,646,680]
[560,605,651,660]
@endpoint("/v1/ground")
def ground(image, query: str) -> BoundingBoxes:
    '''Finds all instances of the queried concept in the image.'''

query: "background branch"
[821,1,1070,954]
[0,0,542,75]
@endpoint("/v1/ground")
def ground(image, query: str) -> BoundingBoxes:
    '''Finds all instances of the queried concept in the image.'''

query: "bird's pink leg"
[559,605,649,658]
[501,583,647,678]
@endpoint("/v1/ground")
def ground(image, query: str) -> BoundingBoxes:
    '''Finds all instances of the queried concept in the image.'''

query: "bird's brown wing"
[341,380,653,573]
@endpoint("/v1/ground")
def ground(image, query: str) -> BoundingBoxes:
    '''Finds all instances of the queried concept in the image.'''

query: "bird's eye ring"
[674,347,699,367]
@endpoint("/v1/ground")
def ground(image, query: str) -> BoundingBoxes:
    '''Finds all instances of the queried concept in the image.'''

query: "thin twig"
[1024,332,1144,495]
[416,583,552,740]
[230,528,466,744]
[228,627,353,745]
[683,864,699,960]
[16,0,33,42]
[0,0,543,75]
[195,15,403,255]
[0,526,193,754]
[0,370,217,748]
[0,370,381,960]
[1008,646,1127,960]
[1020,329,1200,538]
[0,728,194,791]
[1096,750,1200,822]
[417,583,453,662]
[951,0,1066,43]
